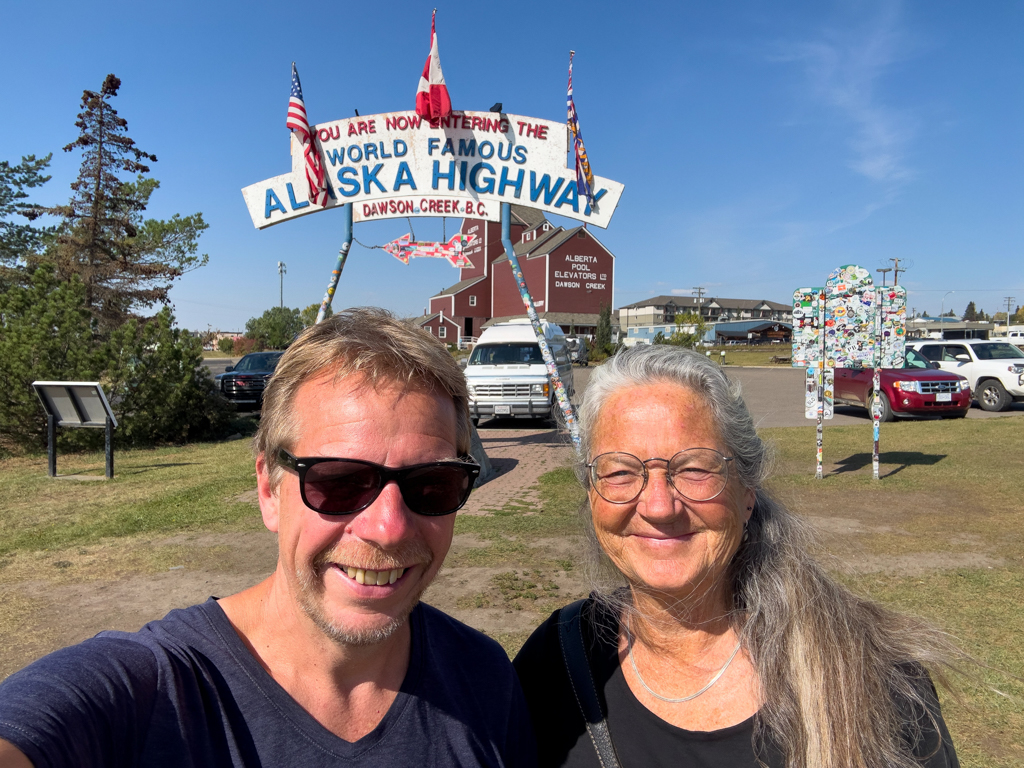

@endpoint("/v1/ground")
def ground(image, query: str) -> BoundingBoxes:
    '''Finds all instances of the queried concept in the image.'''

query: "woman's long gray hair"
[576,345,961,768]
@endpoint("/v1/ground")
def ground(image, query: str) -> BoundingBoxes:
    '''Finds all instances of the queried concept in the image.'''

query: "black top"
[513,599,959,768]
[0,598,536,767]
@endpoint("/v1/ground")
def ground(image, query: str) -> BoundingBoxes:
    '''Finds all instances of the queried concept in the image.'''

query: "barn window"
[438,326,447,339]
[469,295,477,307]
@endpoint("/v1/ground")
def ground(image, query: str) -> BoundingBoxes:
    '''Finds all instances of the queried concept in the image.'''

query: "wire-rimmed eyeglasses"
[586,449,734,504]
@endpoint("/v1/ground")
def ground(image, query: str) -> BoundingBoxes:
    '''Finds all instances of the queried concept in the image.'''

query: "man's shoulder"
[416,601,509,662]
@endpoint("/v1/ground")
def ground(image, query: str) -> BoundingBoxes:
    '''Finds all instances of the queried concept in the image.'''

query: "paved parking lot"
[464,365,1023,513]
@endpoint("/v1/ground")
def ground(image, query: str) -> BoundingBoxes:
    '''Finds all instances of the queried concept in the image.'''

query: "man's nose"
[347,481,416,548]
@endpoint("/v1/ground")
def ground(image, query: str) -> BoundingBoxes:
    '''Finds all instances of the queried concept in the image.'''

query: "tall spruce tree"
[45,74,208,331]
[962,301,977,321]
[0,154,53,275]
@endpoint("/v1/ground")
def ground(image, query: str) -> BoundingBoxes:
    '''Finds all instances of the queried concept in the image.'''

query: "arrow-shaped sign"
[383,233,477,268]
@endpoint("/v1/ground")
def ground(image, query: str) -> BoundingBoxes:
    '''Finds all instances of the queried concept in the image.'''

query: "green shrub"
[101,308,234,446]
[0,267,101,454]
[217,337,234,354]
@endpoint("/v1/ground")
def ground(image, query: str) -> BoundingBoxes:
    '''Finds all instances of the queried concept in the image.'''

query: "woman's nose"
[637,469,681,520]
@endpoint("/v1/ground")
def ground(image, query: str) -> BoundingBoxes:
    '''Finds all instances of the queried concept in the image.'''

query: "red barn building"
[418,205,615,341]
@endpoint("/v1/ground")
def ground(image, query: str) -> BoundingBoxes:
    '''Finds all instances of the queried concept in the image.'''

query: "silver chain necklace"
[625,618,743,704]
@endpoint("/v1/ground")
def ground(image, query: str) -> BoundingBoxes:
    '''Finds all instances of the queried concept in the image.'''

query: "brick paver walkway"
[462,427,576,515]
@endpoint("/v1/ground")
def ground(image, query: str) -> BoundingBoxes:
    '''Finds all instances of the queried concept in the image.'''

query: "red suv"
[834,348,971,421]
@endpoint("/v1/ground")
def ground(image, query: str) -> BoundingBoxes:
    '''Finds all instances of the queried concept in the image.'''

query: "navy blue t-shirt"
[0,599,536,767]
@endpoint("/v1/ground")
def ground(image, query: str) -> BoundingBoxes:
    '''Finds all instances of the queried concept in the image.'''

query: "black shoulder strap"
[557,599,622,768]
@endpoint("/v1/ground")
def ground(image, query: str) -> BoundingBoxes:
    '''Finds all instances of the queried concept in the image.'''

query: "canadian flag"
[415,10,452,127]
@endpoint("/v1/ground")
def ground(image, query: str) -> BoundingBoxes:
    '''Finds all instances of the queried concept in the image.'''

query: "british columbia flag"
[287,63,329,208]
[567,51,595,206]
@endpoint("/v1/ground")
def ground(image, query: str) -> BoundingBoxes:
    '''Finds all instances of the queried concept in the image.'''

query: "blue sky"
[4,0,1022,330]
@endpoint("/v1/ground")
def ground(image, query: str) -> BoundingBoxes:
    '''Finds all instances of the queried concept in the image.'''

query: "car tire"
[977,379,1011,412]
[870,391,894,422]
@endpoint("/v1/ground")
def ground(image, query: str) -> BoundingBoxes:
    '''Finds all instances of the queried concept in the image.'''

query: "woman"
[514,345,959,768]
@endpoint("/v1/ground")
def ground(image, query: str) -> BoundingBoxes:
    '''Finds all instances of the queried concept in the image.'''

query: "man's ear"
[255,453,281,533]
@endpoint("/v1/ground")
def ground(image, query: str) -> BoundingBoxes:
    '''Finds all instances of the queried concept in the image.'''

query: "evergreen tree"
[44,74,208,331]
[102,308,232,446]
[0,154,53,274]
[0,266,100,453]
[962,301,977,321]
[596,304,612,353]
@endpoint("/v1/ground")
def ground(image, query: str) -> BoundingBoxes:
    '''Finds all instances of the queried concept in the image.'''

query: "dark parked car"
[833,347,971,421]
[214,352,284,410]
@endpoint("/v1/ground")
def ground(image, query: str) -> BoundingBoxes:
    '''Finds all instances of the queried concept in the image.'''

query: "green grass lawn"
[0,416,1021,765]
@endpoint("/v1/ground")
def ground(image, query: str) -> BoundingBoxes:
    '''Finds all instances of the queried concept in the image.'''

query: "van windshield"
[469,343,544,365]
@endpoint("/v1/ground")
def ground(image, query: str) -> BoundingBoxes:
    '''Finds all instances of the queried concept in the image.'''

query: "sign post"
[32,382,118,479]
[499,203,578,447]
[793,288,830,478]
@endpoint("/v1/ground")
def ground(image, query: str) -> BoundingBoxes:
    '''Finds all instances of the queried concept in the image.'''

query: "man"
[0,308,535,767]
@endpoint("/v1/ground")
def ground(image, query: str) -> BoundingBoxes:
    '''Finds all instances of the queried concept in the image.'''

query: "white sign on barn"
[242,110,624,229]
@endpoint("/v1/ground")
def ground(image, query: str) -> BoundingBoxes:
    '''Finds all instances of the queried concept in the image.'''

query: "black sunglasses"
[277,449,480,516]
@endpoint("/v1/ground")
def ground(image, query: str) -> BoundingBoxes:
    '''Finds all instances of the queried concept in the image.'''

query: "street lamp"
[940,290,954,322]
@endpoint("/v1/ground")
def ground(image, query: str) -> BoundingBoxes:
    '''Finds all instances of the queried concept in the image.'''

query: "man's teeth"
[344,566,406,585]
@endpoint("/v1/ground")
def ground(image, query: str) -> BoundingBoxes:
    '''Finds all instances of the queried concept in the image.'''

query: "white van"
[464,319,574,426]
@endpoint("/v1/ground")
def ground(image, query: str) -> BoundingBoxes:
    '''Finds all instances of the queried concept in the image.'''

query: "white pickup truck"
[907,339,1024,411]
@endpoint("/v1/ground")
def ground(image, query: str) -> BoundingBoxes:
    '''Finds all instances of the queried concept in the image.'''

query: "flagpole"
[315,203,352,324]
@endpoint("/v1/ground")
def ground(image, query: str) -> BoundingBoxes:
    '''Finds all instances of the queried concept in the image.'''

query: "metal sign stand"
[33,382,118,479]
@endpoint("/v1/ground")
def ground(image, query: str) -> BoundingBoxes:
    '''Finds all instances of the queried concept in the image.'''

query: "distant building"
[622,320,792,347]
[908,317,993,340]
[618,295,791,331]
[420,205,615,341]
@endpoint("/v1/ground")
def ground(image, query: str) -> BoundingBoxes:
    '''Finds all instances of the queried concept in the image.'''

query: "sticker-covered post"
[499,202,579,449]
[824,265,877,477]
[871,301,882,480]
[316,204,353,324]
[873,285,908,479]
[792,287,830,478]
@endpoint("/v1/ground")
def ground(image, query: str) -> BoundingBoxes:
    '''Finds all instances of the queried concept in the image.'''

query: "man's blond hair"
[254,307,470,488]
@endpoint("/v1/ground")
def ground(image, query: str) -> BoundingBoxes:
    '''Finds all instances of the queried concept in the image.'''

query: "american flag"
[287,63,329,208]
[567,51,595,206]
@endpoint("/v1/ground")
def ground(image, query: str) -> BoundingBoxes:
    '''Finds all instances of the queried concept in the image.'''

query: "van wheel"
[978,379,1011,411]
[870,391,894,422]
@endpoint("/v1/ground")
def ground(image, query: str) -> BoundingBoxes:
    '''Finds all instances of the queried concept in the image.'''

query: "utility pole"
[277,261,287,308]
[692,286,706,319]
[888,257,907,285]
[1005,296,1016,330]
[876,267,892,287]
